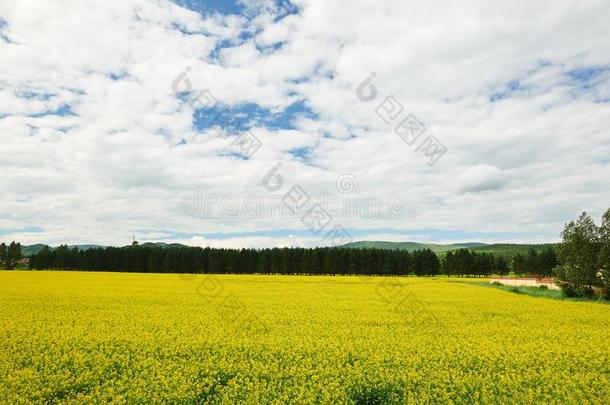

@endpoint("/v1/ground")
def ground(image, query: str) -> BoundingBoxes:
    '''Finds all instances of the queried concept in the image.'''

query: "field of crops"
[1,271,609,403]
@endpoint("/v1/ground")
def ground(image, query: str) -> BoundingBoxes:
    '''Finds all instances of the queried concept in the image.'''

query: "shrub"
[576,286,595,298]
[492,281,502,286]
[602,286,610,301]
[560,283,578,298]
[538,285,549,290]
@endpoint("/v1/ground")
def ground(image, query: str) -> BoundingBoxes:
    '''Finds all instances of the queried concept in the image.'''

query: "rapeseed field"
[1,271,609,404]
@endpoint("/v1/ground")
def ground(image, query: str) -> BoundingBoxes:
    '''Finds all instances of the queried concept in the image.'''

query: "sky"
[1,0,609,249]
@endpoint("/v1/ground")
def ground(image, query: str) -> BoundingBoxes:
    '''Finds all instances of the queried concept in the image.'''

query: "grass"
[1,271,610,403]
[485,283,565,299]
[461,280,610,303]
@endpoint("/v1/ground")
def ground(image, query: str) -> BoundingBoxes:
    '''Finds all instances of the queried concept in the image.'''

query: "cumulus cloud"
[1,0,609,247]
[456,165,507,194]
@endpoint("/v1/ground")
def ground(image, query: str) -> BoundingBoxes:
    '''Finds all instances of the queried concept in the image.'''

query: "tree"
[54,245,70,269]
[454,249,474,276]
[555,212,602,297]
[525,249,540,274]
[441,251,456,276]
[598,209,610,299]
[0,243,6,268]
[538,247,558,276]
[511,254,527,275]
[30,245,52,269]
[421,249,440,276]
[496,256,509,275]
[5,242,22,270]
[474,253,495,277]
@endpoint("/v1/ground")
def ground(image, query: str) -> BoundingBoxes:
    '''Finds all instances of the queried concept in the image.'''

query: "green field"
[1,271,609,403]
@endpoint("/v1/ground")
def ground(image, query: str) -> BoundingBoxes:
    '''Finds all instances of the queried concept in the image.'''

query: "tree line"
[442,250,509,276]
[29,243,443,276]
[509,247,557,277]
[24,241,557,277]
[441,248,556,277]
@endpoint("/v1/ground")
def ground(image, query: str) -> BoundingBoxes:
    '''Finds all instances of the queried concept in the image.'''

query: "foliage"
[510,247,557,276]
[555,209,610,298]
[1,271,609,403]
[599,209,610,299]
[474,282,572,301]
[441,249,510,276]
[0,241,21,269]
[341,241,558,258]
[29,245,442,277]
[468,243,559,258]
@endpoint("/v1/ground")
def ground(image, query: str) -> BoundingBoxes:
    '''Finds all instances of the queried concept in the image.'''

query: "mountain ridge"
[19,242,189,257]
[340,241,558,256]
[16,241,559,257]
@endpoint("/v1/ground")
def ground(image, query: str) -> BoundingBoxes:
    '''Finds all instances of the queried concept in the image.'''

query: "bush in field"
[560,283,578,298]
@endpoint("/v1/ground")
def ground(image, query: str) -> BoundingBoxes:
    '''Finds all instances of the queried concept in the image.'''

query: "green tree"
[426,249,441,276]
[555,212,602,297]
[511,254,527,275]
[597,209,610,299]
[496,256,509,275]
[538,247,558,276]
[454,249,474,276]
[525,249,540,274]
[5,242,22,270]
[442,251,456,276]
[0,243,7,268]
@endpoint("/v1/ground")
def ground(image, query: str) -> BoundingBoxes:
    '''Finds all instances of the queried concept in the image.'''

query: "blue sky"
[192,100,317,133]
[1,0,610,248]
[173,0,246,15]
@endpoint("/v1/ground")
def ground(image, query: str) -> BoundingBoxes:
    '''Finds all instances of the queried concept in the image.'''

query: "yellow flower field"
[1,271,609,404]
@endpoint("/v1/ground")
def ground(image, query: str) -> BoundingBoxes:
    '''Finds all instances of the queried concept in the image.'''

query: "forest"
[23,242,557,277]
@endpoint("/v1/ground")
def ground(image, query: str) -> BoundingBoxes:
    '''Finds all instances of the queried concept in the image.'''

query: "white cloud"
[456,164,507,194]
[1,0,610,247]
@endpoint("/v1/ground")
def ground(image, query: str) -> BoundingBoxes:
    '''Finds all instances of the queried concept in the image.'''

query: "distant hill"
[450,242,489,249]
[341,241,488,253]
[139,242,189,249]
[71,244,105,250]
[19,241,557,258]
[341,241,557,257]
[21,244,49,257]
[20,242,189,257]
[467,243,559,256]
[20,244,107,257]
